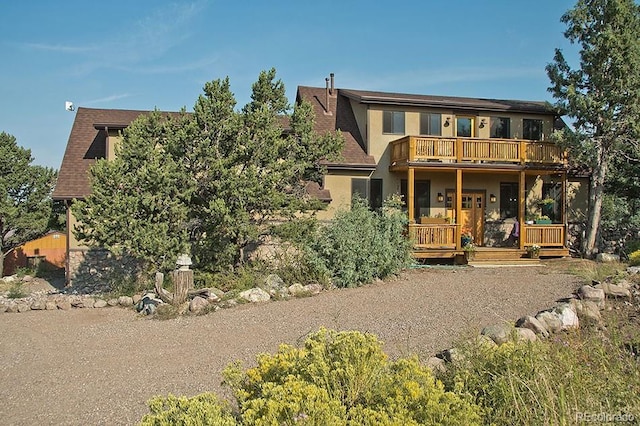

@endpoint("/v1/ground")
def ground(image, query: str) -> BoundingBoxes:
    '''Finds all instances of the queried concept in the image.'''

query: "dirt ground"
[0,260,585,425]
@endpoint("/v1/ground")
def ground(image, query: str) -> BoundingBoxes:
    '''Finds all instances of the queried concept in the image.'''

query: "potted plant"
[526,244,541,259]
[535,215,551,224]
[463,241,477,261]
[461,231,473,247]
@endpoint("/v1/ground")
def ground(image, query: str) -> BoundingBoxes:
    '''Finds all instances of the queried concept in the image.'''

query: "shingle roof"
[338,88,555,114]
[296,86,376,168]
[53,107,149,199]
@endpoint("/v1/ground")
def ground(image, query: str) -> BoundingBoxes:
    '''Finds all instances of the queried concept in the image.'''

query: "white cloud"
[81,93,132,105]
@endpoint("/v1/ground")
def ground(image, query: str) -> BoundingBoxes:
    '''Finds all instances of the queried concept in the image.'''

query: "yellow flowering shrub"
[629,249,640,266]
[139,393,236,426]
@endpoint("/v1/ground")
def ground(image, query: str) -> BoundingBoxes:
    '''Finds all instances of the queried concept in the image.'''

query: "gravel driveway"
[0,262,583,425]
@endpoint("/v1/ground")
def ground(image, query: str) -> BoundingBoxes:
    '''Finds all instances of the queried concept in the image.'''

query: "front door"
[460,192,484,246]
[447,191,485,246]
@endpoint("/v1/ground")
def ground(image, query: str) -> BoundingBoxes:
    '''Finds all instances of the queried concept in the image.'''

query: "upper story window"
[490,117,510,139]
[523,119,543,140]
[420,113,441,136]
[383,111,405,134]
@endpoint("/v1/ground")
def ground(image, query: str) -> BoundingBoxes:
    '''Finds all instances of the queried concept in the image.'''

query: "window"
[490,117,510,139]
[523,119,543,140]
[456,117,474,137]
[400,179,430,218]
[351,178,383,210]
[420,113,441,136]
[383,111,405,134]
[542,182,562,223]
[500,182,519,219]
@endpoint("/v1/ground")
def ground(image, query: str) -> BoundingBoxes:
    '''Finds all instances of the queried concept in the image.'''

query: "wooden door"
[460,192,484,246]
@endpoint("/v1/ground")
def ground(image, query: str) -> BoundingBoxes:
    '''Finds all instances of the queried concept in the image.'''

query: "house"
[53,77,587,282]
[297,74,588,261]
[3,231,66,276]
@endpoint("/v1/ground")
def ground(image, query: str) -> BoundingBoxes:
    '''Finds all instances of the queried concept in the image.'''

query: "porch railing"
[409,223,566,250]
[524,224,565,247]
[409,223,458,249]
[390,136,565,166]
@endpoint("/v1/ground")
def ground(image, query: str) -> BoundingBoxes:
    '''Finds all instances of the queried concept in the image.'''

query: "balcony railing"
[390,136,566,166]
[524,224,565,247]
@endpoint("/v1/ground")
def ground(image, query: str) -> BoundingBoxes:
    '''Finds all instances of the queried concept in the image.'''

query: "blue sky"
[1,0,577,169]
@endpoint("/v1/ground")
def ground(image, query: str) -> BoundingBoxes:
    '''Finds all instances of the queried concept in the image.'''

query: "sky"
[0,0,578,170]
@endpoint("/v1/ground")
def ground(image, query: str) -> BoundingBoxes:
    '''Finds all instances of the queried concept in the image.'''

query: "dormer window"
[420,113,441,136]
[383,111,405,134]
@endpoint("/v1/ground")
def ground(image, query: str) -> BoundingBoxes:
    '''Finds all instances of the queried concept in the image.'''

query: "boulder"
[594,282,631,298]
[93,299,108,308]
[0,303,7,313]
[617,279,632,290]
[575,300,602,323]
[2,275,17,283]
[107,298,119,307]
[5,303,18,313]
[481,323,513,345]
[132,294,142,305]
[578,285,605,310]
[118,296,134,307]
[17,303,30,312]
[303,283,323,295]
[30,300,47,310]
[239,287,271,303]
[596,253,620,263]
[535,311,563,333]
[288,283,307,296]
[22,275,34,282]
[425,356,446,373]
[81,297,95,308]
[57,300,72,310]
[45,301,58,310]
[189,296,209,313]
[554,304,579,330]
[516,315,549,338]
[515,327,537,342]
[262,274,288,299]
[440,348,463,363]
[627,266,640,275]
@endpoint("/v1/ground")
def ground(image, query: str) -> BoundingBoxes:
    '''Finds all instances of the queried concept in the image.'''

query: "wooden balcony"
[390,136,566,167]
[409,223,458,249]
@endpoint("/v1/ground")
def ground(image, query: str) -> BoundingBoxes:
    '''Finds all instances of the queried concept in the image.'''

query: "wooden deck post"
[408,167,415,223]
[456,169,462,250]
[173,254,194,305]
[519,171,526,250]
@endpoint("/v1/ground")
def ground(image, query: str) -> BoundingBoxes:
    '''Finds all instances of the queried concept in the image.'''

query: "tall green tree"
[0,132,56,276]
[547,0,640,256]
[72,111,195,272]
[74,69,343,273]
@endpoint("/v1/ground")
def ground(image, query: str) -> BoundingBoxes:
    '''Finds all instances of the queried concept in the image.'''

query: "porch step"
[468,258,541,267]
[471,248,529,262]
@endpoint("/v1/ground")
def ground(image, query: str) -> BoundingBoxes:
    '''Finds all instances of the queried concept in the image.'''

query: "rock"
[30,300,47,310]
[516,315,549,338]
[575,300,602,323]
[535,311,563,333]
[22,275,34,282]
[303,283,323,295]
[93,299,108,308]
[0,303,7,313]
[468,334,498,349]
[578,285,606,310]
[45,301,58,310]
[515,327,537,342]
[2,275,17,283]
[262,274,288,299]
[107,298,119,307]
[239,287,271,303]
[5,303,18,313]
[481,323,513,345]
[81,297,95,308]
[57,300,72,310]
[554,304,579,330]
[132,294,142,305]
[426,356,446,373]
[220,299,238,309]
[596,253,620,263]
[17,303,30,312]
[627,266,640,275]
[617,279,632,290]
[594,282,631,298]
[118,296,134,307]
[440,348,462,363]
[189,296,209,313]
[288,283,307,296]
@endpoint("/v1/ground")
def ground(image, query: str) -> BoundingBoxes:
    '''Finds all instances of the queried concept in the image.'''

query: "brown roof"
[296,86,376,168]
[338,88,555,115]
[53,107,149,199]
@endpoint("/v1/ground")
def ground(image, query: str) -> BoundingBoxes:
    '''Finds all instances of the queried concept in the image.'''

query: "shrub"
[139,393,236,425]
[629,249,640,266]
[223,328,482,425]
[437,331,640,425]
[304,195,412,288]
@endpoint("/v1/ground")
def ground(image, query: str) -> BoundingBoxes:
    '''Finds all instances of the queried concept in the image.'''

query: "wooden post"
[456,169,462,250]
[408,167,415,223]
[519,171,526,250]
[172,269,193,305]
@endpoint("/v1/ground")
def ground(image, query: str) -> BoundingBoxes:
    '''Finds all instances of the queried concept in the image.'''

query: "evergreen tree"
[546,0,640,256]
[0,132,56,276]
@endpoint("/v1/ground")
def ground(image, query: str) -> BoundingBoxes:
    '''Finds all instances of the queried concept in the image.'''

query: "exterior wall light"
[479,118,487,128]
[490,193,497,203]
[437,192,444,203]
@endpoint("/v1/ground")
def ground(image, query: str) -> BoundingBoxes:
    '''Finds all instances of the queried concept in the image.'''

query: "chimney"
[330,73,335,96]
[324,77,331,115]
